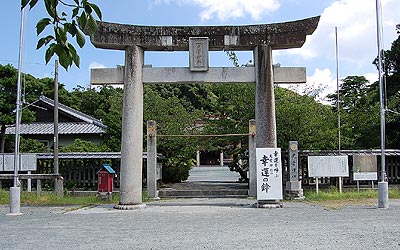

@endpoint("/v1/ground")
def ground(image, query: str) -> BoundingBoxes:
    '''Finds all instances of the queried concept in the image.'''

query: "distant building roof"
[6,122,106,135]
[6,95,107,135]
[38,95,106,128]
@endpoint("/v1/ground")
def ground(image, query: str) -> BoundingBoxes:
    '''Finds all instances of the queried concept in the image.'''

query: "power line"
[157,133,252,138]
[0,59,55,67]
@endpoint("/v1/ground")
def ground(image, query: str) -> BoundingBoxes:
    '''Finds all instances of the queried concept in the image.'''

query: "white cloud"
[89,62,106,69]
[287,0,400,67]
[287,68,380,104]
[154,0,280,21]
[307,68,336,101]
[364,72,378,84]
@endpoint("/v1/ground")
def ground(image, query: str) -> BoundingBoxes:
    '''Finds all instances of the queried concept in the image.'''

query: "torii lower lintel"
[90,66,306,85]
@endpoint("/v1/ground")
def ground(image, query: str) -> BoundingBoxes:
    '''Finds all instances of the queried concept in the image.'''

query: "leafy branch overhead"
[21,0,102,70]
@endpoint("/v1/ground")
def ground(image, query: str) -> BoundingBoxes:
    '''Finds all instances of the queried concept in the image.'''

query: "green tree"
[0,64,73,153]
[276,86,338,150]
[0,64,43,152]
[21,0,102,69]
[60,138,110,152]
[20,138,50,153]
[143,84,213,182]
[327,76,380,149]
[382,33,400,148]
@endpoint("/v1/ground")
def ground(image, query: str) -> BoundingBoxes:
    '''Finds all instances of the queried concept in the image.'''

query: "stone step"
[159,180,249,198]
[158,188,248,198]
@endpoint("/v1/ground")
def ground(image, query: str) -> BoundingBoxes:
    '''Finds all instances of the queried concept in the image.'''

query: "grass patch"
[0,189,150,206]
[303,187,400,209]
[305,186,400,201]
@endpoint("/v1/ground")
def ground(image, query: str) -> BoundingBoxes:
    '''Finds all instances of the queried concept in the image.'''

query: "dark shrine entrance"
[199,151,220,165]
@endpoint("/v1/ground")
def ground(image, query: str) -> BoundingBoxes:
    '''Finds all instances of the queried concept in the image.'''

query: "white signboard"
[20,154,37,171]
[3,155,14,171]
[256,148,283,200]
[353,172,378,181]
[0,154,37,172]
[353,155,377,181]
[308,156,349,177]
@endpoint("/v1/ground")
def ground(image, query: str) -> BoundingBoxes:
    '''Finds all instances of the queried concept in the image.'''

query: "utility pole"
[54,60,63,196]
[375,0,389,208]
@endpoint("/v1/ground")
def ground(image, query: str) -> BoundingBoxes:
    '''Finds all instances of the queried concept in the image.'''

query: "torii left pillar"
[114,46,146,210]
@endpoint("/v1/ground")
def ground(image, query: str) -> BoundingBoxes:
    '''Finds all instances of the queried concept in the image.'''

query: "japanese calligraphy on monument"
[189,37,209,71]
[256,148,283,200]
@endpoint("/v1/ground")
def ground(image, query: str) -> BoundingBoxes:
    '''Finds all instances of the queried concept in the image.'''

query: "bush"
[162,156,195,183]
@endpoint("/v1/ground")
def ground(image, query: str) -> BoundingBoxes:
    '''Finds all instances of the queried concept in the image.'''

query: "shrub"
[162,156,195,183]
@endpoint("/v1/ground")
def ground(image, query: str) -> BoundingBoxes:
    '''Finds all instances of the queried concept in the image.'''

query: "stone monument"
[285,141,304,199]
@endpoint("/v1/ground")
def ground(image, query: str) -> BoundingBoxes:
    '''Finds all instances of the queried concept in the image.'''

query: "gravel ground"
[1,198,400,250]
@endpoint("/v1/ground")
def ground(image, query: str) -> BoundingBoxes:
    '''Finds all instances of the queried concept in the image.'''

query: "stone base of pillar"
[54,178,64,196]
[285,181,304,200]
[254,200,283,208]
[378,181,389,209]
[114,204,147,210]
[7,187,23,216]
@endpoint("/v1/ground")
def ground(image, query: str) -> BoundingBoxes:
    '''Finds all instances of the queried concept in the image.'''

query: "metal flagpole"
[335,27,342,194]
[375,0,389,208]
[9,4,26,216]
[335,27,341,153]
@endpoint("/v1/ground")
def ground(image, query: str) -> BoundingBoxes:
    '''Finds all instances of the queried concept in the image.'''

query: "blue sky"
[1,0,399,100]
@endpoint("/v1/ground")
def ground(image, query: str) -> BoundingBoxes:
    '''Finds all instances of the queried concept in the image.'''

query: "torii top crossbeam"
[89,16,320,51]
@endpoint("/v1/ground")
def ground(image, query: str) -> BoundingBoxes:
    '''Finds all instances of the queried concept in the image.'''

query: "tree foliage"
[20,138,51,153]
[276,86,338,150]
[0,64,56,152]
[327,34,400,149]
[21,0,102,70]
[60,138,110,152]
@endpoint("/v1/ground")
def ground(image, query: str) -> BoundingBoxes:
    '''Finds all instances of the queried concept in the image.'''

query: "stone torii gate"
[88,16,320,209]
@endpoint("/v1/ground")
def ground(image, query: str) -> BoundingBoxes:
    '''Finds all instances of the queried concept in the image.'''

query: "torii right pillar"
[255,45,276,148]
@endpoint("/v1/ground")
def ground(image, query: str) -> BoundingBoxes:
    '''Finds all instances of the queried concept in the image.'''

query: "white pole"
[335,27,341,153]
[9,5,26,216]
[375,0,389,208]
[335,27,343,195]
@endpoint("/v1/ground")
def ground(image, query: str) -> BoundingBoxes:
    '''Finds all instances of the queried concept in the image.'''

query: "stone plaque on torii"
[88,16,320,209]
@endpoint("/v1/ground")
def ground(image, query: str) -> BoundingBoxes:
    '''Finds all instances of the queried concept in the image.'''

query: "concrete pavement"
[1,198,400,249]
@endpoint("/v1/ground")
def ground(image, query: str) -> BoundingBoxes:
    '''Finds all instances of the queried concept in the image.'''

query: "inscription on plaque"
[189,37,209,71]
[289,141,299,182]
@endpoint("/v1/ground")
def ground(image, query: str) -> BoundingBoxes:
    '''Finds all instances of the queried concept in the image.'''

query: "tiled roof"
[38,95,107,128]
[6,122,107,135]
